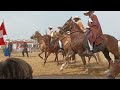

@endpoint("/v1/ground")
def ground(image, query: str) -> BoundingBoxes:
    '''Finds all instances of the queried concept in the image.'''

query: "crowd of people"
[3,40,29,57]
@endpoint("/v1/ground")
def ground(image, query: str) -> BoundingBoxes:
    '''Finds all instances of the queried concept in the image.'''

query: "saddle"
[83,29,106,53]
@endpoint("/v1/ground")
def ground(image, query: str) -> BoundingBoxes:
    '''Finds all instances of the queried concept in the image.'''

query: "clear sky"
[0,11,120,40]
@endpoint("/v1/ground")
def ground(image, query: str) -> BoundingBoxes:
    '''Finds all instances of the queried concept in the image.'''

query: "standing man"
[83,11,104,54]
[8,40,13,57]
[22,40,29,57]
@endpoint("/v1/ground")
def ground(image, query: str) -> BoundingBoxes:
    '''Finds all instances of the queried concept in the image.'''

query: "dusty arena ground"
[0,51,120,79]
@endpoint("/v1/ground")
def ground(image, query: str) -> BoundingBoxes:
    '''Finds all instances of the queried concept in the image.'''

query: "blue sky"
[0,11,120,40]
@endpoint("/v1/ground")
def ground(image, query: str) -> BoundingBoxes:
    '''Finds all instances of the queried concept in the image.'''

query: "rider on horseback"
[48,26,55,44]
[83,11,104,55]
[73,16,86,32]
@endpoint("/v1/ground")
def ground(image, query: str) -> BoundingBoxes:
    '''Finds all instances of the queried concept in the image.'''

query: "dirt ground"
[0,51,120,79]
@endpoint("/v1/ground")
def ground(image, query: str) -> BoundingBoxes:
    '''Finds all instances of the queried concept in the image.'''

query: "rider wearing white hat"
[48,26,53,29]
[48,26,55,45]
[83,11,104,55]
[48,26,54,37]
[73,16,85,32]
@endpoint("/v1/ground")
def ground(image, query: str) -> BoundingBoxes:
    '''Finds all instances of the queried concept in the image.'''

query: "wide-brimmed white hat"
[48,26,53,29]
[84,11,94,16]
[73,16,81,20]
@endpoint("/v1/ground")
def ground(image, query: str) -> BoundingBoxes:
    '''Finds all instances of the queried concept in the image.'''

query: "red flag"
[0,21,7,35]
[0,29,6,45]
[0,37,5,45]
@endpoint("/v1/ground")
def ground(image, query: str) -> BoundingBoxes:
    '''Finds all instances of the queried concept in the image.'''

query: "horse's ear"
[70,17,72,20]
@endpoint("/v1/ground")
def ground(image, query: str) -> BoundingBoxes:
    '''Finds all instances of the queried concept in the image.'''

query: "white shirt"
[88,14,94,23]
[89,18,93,23]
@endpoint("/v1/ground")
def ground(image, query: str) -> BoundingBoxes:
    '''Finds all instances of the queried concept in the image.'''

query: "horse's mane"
[43,35,51,45]
[71,20,84,34]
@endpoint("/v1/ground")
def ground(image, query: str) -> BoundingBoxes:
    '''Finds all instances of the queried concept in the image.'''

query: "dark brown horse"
[59,17,120,71]
[56,27,100,64]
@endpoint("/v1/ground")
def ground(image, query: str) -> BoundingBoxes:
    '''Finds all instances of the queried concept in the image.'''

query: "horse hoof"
[104,69,110,74]
[60,68,63,72]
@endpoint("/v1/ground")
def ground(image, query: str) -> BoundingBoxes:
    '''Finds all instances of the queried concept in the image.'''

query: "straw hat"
[84,11,94,16]
[73,16,81,20]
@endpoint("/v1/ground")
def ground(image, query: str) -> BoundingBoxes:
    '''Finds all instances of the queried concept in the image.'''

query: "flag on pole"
[0,29,5,45]
[0,21,7,35]
[0,37,5,45]
[0,21,7,45]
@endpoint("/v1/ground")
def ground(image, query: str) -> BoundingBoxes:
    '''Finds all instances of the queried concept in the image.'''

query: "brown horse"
[59,17,120,71]
[31,31,63,65]
[56,27,100,64]
[55,30,76,63]
[31,31,49,60]
[44,32,66,65]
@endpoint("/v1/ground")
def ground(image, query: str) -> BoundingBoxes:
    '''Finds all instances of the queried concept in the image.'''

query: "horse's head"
[30,31,42,39]
[60,17,73,34]
[60,17,84,35]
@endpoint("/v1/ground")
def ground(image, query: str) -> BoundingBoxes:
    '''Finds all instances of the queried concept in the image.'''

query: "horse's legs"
[102,48,112,69]
[55,52,59,65]
[62,51,65,60]
[44,52,51,66]
[80,55,87,70]
[60,51,74,71]
[38,51,44,59]
[71,54,76,62]
[92,54,99,64]
[44,51,47,60]
[88,56,92,64]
